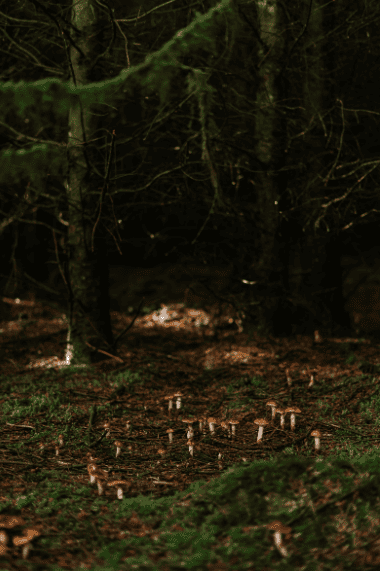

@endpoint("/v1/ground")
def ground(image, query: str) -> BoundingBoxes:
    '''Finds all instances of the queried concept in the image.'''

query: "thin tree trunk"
[66,0,113,364]
[248,0,287,334]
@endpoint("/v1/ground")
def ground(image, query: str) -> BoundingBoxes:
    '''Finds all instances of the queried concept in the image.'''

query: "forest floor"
[0,296,380,570]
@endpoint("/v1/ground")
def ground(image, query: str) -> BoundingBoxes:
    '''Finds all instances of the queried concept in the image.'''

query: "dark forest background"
[0,0,379,363]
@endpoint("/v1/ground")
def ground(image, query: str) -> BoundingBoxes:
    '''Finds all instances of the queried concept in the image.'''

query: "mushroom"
[157,448,166,459]
[107,479,128,500]
[228,419,239,437]
[173,392,182,410]
[207,417,217,435]
[311,429,321,451]
[275,408,286,429]
[125,420,131,432]
[284,407,302,431]
[198,417,207,432]
[165,395,174,412]
[314,330,322,343]
[166,428,174,443]
[87,463,98,484]
[266,400,278,423]
[285,369,292,387]
[266,520,291,557]
[13,528,41,560]
[103,422,111,438]
[253,418,268,443]
[114,440,123,458]
[182,418,196,435]
[220,421,230,437]
[93,467,109,495]
[308,374,314,388]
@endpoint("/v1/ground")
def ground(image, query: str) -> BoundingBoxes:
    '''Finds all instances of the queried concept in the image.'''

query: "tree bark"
[66,0,113,364]
[244,0,287,335]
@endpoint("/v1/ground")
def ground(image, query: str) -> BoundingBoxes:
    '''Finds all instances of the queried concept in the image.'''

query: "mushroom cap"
[285,407,301,414]
[157,448,166,455]
[114,440,122,447]
[266,520,291,534]
[254,418,268,426]
[22,528,40,541]
[228,419,239,425]
[182,418,196,424]
[275,408,285,415]
[166,428,174,433]
[266,400,278,407]
[107,480,127,487]
[311,429,321,437]
[207,417,217,423]
[164,395,174,400]
[173,392,182,398]
[87,463,97,475]
[13,536,31,547]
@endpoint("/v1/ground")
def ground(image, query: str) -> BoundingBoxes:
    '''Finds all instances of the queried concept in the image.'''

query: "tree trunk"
[65,0,113,364]
[246,0,287,335]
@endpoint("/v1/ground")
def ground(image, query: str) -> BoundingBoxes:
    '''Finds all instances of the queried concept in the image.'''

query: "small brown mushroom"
[107,479,129,500]
[87,463,98,484]
[173,392,182,410]
[114,440,123,458]
[254,418,268,443]
[103,422,111,438]
[228,419,239,437]
[266,400,278,422]
[308,373,315,388]
[266,520,291,557]
[311,429,321,451]
[165,395,174,412]
[182,417,196,435]
[198,417,207,432]
[157,448,166,458]
[207,417,217,435]
[166,428,174,443]
[284,407,302,431]
[13,528,41,560]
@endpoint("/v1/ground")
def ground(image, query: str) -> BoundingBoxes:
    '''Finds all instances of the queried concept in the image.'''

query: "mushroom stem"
[274,531,288,557]
[257,426,264,443]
